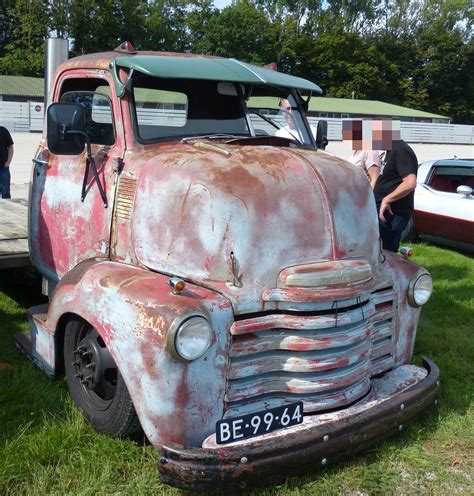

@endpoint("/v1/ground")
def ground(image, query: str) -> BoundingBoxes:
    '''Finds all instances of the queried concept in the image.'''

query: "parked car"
[403,158,474,251]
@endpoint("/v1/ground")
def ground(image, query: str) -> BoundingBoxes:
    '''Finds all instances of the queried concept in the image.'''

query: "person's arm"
[5,144,14,167]
[379,173,416,222]
[364,150,381,189]
[367,166,380,189]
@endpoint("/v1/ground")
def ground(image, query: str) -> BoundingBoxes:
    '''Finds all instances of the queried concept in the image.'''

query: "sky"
[213,0,232,9]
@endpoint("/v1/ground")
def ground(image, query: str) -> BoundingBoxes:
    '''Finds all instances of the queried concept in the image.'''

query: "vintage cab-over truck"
[15,42,439,491]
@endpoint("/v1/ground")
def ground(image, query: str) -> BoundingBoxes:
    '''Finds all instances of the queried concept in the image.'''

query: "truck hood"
[130,143,380,313]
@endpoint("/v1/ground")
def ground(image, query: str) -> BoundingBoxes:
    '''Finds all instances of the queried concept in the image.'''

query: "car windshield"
[130,74,314,146]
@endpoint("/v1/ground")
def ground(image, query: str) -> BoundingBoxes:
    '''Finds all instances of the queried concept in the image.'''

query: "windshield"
[130,74,314,146]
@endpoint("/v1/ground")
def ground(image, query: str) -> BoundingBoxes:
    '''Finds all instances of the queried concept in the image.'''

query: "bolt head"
[240,457,248,464]
[323,435,329,442]
[321,458,327,465]
[400,403,405,410]
[398,424,403,431]
[434,399,438,405]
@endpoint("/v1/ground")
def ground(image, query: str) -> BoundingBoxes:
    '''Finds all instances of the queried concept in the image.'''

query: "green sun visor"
[111,55,322,97]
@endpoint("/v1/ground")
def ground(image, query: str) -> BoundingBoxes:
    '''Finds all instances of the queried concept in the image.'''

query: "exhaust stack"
[44,38,68,108]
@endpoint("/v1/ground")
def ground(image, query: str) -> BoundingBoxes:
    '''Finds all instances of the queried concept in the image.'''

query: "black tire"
[64,318,141,437]
[401,217,418,242]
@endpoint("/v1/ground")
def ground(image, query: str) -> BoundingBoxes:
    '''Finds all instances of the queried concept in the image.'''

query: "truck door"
[30,74,123,281]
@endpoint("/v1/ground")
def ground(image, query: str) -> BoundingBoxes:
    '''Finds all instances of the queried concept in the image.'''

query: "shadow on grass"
[426,264,473,282]
[0,267,66,444]
[417,239,474,259]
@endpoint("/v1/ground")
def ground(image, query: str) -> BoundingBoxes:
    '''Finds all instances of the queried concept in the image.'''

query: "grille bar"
[224,377,370,419]
[231,302,375,335]
[228,339,370,379]
[230,321,371,357]
[226,358,371,402]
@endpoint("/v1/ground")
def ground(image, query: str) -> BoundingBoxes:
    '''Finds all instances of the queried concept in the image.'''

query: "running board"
[14,303,56,378]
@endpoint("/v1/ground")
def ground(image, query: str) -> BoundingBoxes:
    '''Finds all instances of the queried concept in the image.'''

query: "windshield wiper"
[249,110,303,146]
[181,134,240,143]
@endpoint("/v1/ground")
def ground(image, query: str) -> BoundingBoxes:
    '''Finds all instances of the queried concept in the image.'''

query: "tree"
[197,0,280,64]
[68,0,121,56]
[0,0,48,76]
[0,1,16,58]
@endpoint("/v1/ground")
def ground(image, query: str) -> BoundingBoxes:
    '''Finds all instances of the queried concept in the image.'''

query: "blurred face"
[343,119,401,150]
[280,98,295,128]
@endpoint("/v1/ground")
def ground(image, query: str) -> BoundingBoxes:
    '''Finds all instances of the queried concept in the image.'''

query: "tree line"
[0,0,472,123]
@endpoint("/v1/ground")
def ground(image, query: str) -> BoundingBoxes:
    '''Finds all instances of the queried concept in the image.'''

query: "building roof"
[0,75,43,97]
[310,96,447,120]
[0,73,448,120]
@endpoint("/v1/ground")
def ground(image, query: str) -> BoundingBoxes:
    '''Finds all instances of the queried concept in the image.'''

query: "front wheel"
[64,319,140,437]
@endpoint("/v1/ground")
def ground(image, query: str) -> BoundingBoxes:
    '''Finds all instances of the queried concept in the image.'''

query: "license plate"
[216,401,303,445]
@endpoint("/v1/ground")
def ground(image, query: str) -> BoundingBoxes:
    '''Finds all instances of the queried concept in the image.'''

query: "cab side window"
[59,79,115,146]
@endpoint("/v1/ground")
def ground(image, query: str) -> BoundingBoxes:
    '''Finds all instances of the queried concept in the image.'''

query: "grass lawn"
[0,243,473,495]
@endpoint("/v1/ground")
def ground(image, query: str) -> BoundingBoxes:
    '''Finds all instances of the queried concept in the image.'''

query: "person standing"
[0,126,14,199]
[374,136,418,252]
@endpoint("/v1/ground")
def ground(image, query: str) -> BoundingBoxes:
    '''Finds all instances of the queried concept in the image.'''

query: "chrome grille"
[224,288,396,419]
[370,287,396,375]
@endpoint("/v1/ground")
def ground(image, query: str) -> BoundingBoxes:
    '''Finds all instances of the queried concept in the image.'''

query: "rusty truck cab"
[17,44,438,491]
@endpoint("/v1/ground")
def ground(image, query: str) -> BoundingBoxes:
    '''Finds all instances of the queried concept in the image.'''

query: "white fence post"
[29,102,44,131]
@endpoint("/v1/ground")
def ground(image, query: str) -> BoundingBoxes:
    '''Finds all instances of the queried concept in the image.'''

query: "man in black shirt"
[0,126,14,199]
[373,138,418,252]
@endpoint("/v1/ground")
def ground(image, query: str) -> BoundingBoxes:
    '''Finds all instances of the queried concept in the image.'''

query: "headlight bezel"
[408,270,433,307]
[167,313,213,362]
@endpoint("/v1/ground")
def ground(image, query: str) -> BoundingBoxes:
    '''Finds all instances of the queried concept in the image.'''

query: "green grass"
[1,244,473,495]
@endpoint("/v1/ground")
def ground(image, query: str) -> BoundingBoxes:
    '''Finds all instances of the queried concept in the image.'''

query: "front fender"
[378,251,426,366]
[47,260,234,448]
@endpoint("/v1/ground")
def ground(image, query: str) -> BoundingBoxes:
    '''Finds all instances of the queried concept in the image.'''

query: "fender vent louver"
[116,177,137,221]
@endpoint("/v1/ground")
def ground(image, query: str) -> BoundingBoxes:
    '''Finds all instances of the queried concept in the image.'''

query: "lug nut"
[74,373,83,379]
[85,362,95,370]
[72,361,80,367]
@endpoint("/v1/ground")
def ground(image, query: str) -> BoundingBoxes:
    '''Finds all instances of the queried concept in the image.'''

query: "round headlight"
[409,272,433,307]
[174,317,212,361]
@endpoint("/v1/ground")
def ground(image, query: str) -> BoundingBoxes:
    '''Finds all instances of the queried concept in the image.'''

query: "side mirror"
[316,120,328,150]
[47,102,86,155]
[456,185,473,198]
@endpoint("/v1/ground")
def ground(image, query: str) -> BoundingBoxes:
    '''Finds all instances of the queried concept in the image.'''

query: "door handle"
[33,158,49,167]
[32,158,49,176]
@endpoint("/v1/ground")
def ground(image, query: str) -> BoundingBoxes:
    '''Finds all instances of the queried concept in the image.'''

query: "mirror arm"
[67,130,108,208]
